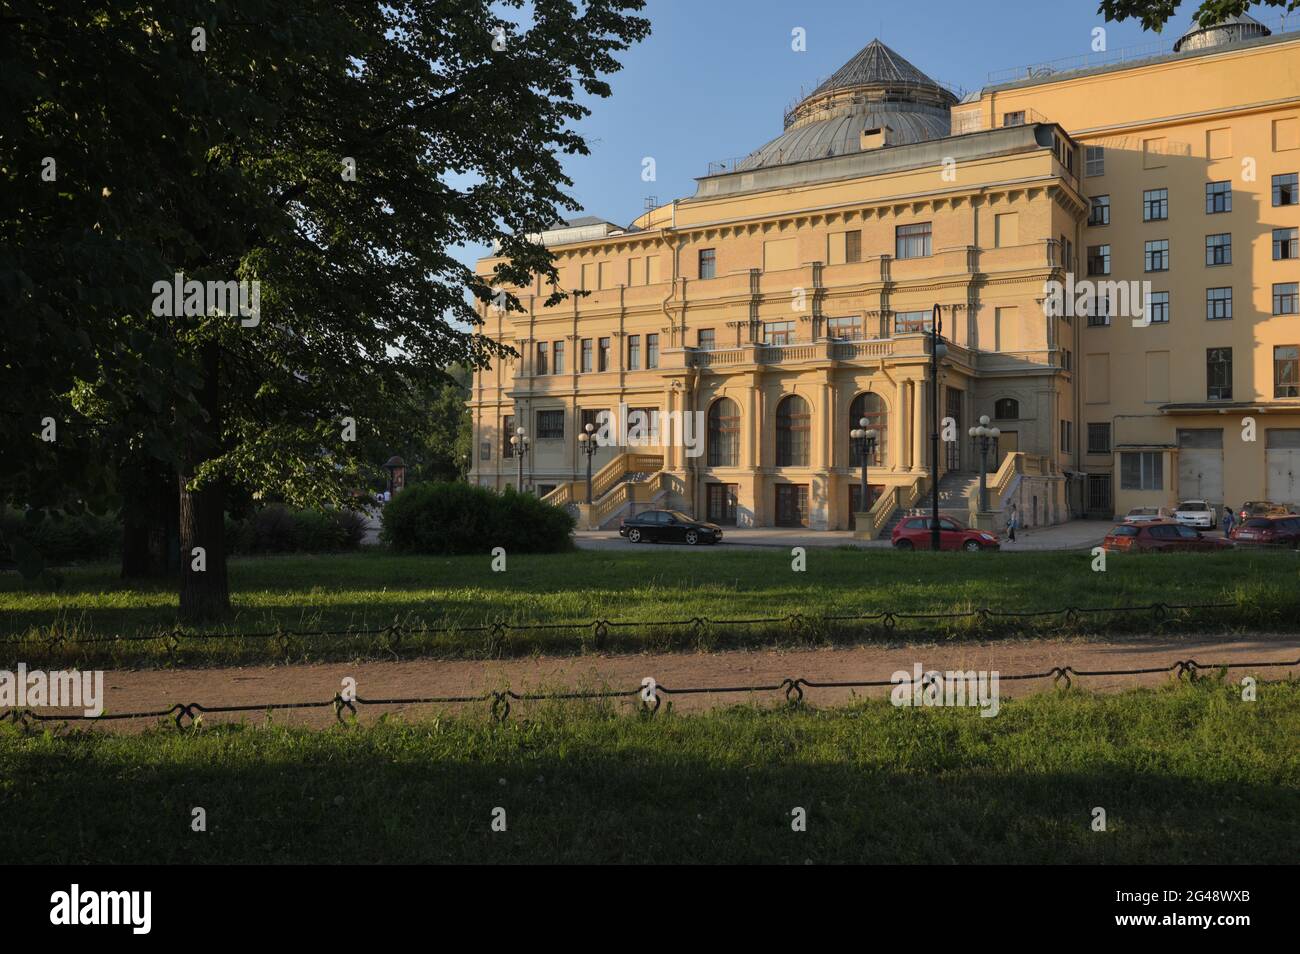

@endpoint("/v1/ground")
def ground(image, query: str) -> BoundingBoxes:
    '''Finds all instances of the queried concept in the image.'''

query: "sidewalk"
[575,519,1112,552]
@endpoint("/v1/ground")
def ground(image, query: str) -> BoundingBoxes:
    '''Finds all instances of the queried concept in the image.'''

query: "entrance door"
[1267,429,1300,509]
[945,387,963,471]
[1177,428,1224,505]
[1087,474,1113,516]
[848,484,887,529]
[707,483,738,525]
[775,485,809,527]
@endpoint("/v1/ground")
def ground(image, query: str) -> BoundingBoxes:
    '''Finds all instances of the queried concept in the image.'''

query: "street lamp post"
[968,415,1001,513]
[577,422,598,504]
[849,418,879,516]
[509,426,529,492]
[929,303,948,550]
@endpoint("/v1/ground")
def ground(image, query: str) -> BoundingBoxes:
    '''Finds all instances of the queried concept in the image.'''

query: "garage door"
[1266,429,1300,509]
[1177,429,1223,505]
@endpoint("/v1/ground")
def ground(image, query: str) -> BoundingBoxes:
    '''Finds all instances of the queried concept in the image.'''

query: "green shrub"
[380,482,574,555]
[226,505,368,554]
[0,507,119,566]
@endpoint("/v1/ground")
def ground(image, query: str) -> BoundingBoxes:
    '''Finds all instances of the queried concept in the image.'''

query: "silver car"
[1173,500,1216,529]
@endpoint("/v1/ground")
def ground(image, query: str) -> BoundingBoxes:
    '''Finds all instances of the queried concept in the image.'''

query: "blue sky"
[459,0,1272,270]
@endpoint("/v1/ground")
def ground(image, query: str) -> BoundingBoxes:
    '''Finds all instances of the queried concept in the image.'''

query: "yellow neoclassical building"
[470,16,1300,532]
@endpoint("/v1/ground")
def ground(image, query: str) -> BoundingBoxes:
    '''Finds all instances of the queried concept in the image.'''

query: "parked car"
[619,509,723,545]
[1123,506,1173,524]
[1236,500,1291,522]
[1173,499,1216,529]
[1229,515,1300,548]
[1102,520,1233,553]
[892,516,1000,551]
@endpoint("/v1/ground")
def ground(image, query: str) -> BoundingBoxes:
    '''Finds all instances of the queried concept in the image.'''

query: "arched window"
[707,398,741,467]
[994,398,1020,420]
[775,395,811,467]
[849,393,887,467]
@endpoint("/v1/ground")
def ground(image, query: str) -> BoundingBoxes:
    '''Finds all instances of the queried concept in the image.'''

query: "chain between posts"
[1,656,1293,732]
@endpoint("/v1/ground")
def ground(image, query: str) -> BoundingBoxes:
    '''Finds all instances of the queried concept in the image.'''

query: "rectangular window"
[535,342,548,376]
[698,248,717,279]
[1145,239,1169,272]
[627,334,640,370]
[763,321,796,345]
[1206,180,1232,213]
[646,334,659,368]
[1088,195,1110,226]
[1143,188,1168,221]
[1085,145,1105,177]
[1147,291,1170,324]
[845,230,862,263]
[502,414,515,459]
[1206,233,1231,266]
[1276,345,1300,398]
[1273,172,1299,206]
[1276,283,1300,316]
[1003,111,1026,127]
[1120,451,1163,490]
[893,310,932,334]
[1060,420,1072,453]
[1087,423,1111,455]
[1206,287,1233,321]
[1087,244,1111,276]
[581,338,593,372]
[580,408,608,434]
[1274,227,1299,260]
[536,409,564,440]
[598,337,611,371]
[552,339,565,374]
[826,316,863,339]
[895,222,932,259]
[480,440,492,462]
[1087,289,1111,326]
[697,328,715,350]
[1207,347,1233,401]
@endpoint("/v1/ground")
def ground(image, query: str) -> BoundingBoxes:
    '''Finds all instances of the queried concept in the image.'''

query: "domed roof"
[1173,12,1271,52]
[734,39,957,173]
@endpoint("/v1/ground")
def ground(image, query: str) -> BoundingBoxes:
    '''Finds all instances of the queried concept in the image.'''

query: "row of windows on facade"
[1085,231,1298,278]
[1086,174,1300,228]
[532,334,660,375]
[694,222,933,281]
[486,395,1045,465]
[1082,282,1299,325]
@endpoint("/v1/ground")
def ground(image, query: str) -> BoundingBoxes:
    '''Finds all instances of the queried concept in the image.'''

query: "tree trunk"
[178,342,230,621]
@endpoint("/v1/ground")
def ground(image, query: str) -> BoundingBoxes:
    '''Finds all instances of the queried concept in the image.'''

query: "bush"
[0,507,119,566]
[380,482,574,555]
[225,505,368,555]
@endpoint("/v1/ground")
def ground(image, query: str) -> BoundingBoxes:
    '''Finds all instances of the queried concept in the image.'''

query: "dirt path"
[27,632,1299,732]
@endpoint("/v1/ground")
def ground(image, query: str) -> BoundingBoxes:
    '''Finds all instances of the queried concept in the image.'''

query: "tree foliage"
[1099,0,1298,31]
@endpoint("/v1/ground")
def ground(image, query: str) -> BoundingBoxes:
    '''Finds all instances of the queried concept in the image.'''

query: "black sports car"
[618,509,723,545]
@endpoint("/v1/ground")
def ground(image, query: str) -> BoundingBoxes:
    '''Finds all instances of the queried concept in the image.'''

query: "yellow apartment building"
[469,15,1300,532]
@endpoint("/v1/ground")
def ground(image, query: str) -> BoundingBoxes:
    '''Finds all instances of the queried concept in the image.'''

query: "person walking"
[1007,504,1019,543]
[1222,505,1235,537]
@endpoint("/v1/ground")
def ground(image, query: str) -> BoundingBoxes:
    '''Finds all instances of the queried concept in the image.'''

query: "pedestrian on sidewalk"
[1007,504,1019,543]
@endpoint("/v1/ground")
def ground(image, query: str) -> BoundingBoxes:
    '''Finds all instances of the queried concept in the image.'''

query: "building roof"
[732,38,958,173]
[1173,12,1271,52]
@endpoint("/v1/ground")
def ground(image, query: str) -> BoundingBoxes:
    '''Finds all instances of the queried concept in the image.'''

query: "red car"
[1102,519,1233,553]
[1230,515,1300,548]
[892,516,1000,551]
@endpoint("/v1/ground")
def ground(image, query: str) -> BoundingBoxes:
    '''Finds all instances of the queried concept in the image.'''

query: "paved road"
[50,633,1300,732]
[575,520,1111,552]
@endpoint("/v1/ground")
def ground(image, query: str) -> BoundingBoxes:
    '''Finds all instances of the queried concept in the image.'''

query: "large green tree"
[2,0,649,617]
[1099,0,1298,29]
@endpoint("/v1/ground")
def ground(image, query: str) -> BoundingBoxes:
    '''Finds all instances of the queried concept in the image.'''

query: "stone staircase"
[540,453,670,528]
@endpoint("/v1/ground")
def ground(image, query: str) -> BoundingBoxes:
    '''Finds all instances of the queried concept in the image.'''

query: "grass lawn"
[1,548,1298,667]
[2,680,1296,863]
